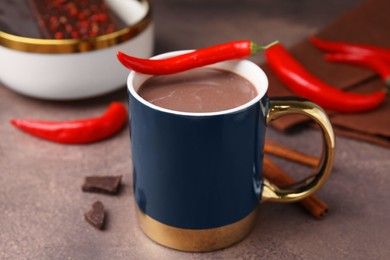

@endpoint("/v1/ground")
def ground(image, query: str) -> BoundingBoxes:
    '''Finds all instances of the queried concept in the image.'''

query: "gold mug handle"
[262,97,335,202]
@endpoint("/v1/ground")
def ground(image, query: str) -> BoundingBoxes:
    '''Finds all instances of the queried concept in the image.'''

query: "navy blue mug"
[127,51,335,252]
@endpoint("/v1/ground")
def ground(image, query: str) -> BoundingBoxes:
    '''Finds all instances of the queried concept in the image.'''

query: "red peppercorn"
[97,13,108,22]
[54,32,64,39]
[32,0,125,39]
[54,0,66,7]
[49,16,58,24]
[69,7,78,17]
[71,31,79,39]
[91,22,99,33]
[78,12,87,20]
[49,25,56,31]
[83,10,91,16]
[59,16,67,24]
[65,24,73,33]
[79,20,88,29]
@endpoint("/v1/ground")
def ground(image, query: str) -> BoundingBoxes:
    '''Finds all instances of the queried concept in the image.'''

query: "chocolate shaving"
[84,201,105,230]
[82,175,122,194]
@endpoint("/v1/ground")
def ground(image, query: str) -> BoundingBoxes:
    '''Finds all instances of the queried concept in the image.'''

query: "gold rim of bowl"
[0,0,152,54]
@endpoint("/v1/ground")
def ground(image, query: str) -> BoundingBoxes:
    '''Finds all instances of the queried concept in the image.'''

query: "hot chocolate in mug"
[127,50,335,252]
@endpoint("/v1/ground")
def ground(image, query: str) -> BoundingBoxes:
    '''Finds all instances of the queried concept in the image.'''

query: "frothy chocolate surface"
[138,67,257,113]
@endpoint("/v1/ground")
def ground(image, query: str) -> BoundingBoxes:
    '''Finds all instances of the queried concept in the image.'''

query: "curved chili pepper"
[11,102,128,144]
[324,53,390,85]
[265,43,387,113]
[310,36,390,62]
[117,40,278,75]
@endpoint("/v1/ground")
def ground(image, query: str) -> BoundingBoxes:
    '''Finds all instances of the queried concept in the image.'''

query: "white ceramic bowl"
[0,0,153,100]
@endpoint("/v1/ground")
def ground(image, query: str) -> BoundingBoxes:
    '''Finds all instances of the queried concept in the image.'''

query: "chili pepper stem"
[250,40,279,55]
[386,78,390,97]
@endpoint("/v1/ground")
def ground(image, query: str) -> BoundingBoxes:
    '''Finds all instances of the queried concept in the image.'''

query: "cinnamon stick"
[264,140,320,167]
[263,156,329,219]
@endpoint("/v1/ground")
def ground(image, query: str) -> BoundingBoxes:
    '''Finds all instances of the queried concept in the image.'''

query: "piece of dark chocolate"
[28,0,127,39]
[82,175,122,194]
[84,201,105,230]
[0,1,43,38]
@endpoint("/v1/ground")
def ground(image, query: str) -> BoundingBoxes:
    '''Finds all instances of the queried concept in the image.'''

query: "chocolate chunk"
[28,0,127,39]
[82,175,122,194]
[84,201,105,230]
[0,1,43,38]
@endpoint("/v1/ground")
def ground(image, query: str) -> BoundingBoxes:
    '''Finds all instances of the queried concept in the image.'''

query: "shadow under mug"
[127,51,335,252]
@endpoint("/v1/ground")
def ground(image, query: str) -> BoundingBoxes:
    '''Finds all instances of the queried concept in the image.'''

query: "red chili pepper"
[117,40,278,75]
[324,53,390,85]
[265,43,387,113]
[11,102,127,144]
[310,36,390,62]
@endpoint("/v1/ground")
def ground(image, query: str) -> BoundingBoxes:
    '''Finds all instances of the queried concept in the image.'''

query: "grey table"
[1,0,390,259]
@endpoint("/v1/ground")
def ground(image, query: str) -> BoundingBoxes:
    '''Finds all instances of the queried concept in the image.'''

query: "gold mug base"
[135,205,258,252]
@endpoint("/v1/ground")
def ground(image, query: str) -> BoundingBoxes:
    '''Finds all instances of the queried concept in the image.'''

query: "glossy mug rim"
[127,50,269,116]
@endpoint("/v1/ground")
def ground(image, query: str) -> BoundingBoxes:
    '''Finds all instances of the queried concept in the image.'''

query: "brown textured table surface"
[1,0,390,259]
